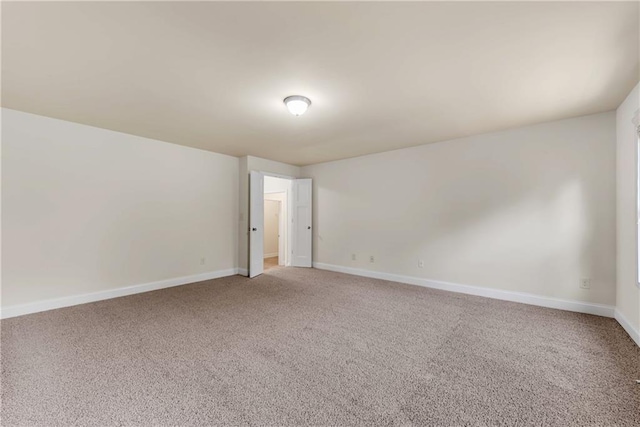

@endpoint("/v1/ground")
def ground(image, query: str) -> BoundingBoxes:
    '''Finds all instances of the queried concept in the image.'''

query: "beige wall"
[2,108,239,307]
[264,189,289,266]
[263,199,280,257]
[237,156,301,272]
[616,83,640,337]
[302,112,617,306]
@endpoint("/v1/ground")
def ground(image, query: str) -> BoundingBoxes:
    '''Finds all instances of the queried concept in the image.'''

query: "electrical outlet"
[351,254,356,261]
[369,255,375,263]
[580,278,591,289]
[418,260,424,268]
[200,257,206,265]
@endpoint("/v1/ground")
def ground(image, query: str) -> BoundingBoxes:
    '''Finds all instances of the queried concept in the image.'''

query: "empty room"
[1,1,639,426]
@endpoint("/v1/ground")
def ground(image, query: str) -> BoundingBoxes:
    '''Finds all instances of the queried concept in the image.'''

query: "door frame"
[262,171,294,268]
[249,171,296,277]
[264,192,287,266]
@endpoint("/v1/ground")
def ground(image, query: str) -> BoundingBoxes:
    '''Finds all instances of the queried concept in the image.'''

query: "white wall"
[2,105,627,330]
[264,175,291,194]
[237,156,300,272]
[302,112,617,307]
[616,83,640,341]
[2,108,239,308]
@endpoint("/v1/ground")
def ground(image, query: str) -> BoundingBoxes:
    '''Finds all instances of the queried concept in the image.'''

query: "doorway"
[249,171,312,278]
[264,175,290,271]
[263,196,283,270]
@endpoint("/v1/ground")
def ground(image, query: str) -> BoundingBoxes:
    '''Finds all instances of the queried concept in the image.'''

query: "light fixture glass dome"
[284,95,311,116]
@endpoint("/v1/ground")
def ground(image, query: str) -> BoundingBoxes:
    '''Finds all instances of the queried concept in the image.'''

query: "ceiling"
[2,1,638,166]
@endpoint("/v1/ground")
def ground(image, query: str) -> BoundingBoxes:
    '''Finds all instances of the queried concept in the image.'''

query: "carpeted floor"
[1,268,639,426]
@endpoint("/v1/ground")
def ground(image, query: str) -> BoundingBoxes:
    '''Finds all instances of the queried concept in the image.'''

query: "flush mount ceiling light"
[283,95,311,116]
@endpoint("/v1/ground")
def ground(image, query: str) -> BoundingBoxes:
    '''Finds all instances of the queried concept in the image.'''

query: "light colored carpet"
[1,267,638,426]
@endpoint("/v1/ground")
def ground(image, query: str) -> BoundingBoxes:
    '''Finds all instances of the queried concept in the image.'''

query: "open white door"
[249,171,264,278]
[292,178,312,267]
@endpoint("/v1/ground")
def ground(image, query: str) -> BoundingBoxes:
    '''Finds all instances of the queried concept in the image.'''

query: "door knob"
[252,228,257,231]
[307,226,311,230]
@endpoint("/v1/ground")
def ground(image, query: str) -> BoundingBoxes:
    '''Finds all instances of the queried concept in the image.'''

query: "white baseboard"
[4,263,635,347]
[313,262,615,318]
[264,253,278,259]
[0,268,243,319]
[614,309,640,347]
